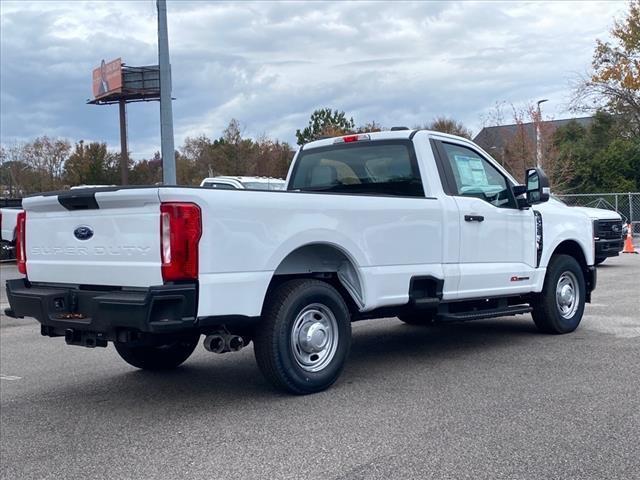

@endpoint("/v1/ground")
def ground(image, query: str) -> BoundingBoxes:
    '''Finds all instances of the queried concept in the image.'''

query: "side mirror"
[525,167,550,205]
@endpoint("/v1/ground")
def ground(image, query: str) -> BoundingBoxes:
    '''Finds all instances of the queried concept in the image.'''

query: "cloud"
[0,0,626,158]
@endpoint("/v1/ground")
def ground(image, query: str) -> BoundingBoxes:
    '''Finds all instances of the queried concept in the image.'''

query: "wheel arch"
[265,242,365,313]
[551,240,588,270]
[547,239,596,301]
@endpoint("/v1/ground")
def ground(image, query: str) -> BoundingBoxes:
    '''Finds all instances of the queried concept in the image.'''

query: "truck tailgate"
[23,188,163,287]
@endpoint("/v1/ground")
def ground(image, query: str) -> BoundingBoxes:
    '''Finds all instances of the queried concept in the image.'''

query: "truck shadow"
[349,317,537,361]
[109,318,539,400]
[18,317,544,415]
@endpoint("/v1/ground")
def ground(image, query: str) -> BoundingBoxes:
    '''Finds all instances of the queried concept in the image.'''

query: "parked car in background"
[200,176,286,190]
[543,197,624,265]
[0,206,22,260]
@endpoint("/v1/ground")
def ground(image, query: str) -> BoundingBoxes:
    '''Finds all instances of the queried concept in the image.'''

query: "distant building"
[473,116,594,153]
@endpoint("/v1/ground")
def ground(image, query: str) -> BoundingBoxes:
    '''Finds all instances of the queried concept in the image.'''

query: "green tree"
[295,108,355,145]
[180,119,294,182]
[553,112,640,192]
[129,153,162,185]
[63,141,118,186]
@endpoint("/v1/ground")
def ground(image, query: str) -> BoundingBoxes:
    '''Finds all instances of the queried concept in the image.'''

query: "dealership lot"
[1,254,639,480]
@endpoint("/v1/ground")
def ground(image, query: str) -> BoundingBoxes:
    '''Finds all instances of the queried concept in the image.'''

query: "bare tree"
[570,0,640,135]
[422,116,473,139]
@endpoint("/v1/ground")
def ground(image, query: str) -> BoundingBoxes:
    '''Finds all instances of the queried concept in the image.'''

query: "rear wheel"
[114,332,200,370]
[254,279,351,394]
[532,254,586,334]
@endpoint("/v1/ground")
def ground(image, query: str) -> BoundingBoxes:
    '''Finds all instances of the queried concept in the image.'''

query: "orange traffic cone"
[622,223,638,254]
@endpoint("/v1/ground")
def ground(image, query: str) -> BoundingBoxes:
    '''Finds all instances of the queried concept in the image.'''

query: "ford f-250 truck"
[5,130,597,394]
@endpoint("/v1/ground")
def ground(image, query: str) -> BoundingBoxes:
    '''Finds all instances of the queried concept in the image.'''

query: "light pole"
[157,0,176,185]
[535,99,548,169]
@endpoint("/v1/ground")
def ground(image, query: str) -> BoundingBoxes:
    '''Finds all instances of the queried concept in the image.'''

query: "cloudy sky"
[0,0,626,159]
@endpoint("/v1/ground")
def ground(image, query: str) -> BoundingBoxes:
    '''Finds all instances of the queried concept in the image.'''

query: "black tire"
[114,332,200,370]
[594,257,606,265]
[398,312,435,326]
[532,254,586,334]
[254,279,351,394]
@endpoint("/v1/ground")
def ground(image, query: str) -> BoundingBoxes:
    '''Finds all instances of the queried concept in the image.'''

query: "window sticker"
[454,154,488,186]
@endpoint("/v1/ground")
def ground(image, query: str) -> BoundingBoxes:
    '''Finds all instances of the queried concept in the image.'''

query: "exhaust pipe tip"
[203,335,226,353]
[228,335,245,352]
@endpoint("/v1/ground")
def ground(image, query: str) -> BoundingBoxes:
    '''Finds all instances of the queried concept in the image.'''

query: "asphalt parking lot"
[1,254,639,480]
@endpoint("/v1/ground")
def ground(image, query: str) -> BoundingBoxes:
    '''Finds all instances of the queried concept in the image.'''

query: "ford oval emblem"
[74,225,94,241]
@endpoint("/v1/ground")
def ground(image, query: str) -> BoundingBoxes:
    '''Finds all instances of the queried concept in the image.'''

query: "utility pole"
[118,99,129,185]
[157,0,176,185]
[535,98,548,169]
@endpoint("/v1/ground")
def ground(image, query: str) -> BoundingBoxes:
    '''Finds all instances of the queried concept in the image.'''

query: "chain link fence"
[555,192,640,236]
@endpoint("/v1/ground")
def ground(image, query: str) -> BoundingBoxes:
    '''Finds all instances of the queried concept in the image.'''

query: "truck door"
[432,140,536,298]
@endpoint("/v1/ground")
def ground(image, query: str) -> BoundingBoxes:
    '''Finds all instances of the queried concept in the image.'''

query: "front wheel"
[254,279,352,394]
[114,332,200,370]
[532,254,586,334]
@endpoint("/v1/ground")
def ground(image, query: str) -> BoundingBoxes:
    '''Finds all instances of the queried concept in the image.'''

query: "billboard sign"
[92,58,123,99]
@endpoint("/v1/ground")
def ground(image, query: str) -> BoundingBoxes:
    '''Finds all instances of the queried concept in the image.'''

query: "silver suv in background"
[200,176,286,190]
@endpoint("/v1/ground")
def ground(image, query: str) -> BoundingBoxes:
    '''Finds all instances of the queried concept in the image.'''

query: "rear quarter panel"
[158,187,446,316]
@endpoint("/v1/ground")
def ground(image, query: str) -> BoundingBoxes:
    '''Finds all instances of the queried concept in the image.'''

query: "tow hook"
[203,334,248,353]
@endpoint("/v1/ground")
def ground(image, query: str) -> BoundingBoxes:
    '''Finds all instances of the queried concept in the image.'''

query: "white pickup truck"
[5,130,597,394]
[1,206,22,260]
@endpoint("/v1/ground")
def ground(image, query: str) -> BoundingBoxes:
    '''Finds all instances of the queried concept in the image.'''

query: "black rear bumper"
[5,279,197,346]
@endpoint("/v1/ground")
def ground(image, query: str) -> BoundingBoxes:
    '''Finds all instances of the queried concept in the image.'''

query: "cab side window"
[441,143,516,208]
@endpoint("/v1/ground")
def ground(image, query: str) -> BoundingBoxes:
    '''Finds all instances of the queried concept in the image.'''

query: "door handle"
[464,215,484,222]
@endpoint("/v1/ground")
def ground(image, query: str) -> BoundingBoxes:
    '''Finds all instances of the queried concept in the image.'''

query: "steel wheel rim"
[556,271,579,319]
[290,303,339,373]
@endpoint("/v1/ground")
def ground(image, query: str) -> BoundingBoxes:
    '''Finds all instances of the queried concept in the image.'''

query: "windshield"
[289,141,424,197]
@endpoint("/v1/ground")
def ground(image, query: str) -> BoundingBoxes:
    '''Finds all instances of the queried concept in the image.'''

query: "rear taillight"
[16,211,27,275]
[160,202,202,282]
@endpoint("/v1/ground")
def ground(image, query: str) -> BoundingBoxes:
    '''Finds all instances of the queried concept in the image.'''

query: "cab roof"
[302,129,472,150]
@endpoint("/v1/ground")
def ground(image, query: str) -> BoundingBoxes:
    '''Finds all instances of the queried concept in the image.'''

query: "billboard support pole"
[157,0,176,185]
[118,99,129,185]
